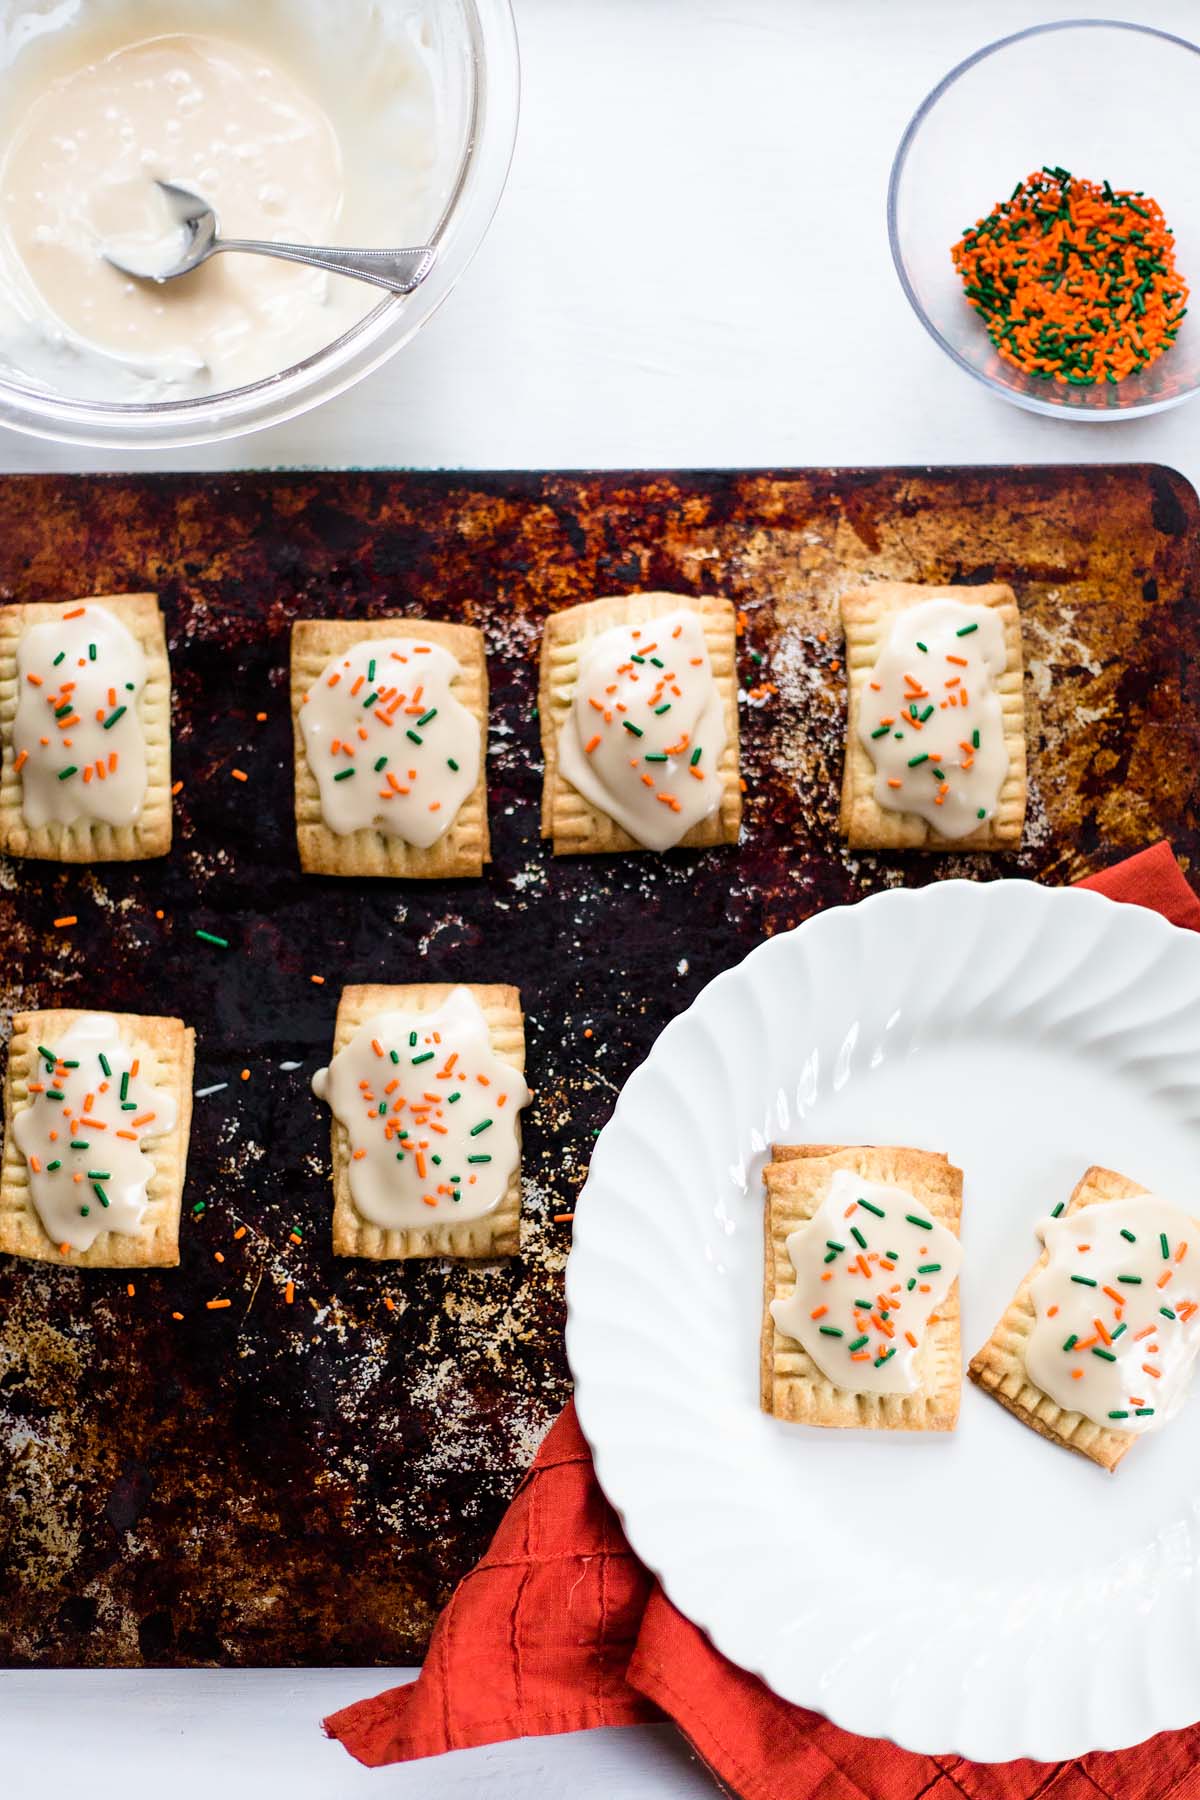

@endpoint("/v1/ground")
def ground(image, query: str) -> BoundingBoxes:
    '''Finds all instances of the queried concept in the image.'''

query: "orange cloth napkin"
[326,843,1200,1797]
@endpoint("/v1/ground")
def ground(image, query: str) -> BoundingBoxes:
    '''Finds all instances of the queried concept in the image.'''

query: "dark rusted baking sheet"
[1,465,1197,1667]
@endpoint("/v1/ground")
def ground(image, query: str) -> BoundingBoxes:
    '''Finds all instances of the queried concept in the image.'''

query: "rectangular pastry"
[761,1142,963,1430]
[969,1166,1200,1472]
[0,1009,195,1268]
[291,617,489,879]
[539,591,741,855]
[839,579,1025,850]
[313,981,529,1260]
[0,592,172,862]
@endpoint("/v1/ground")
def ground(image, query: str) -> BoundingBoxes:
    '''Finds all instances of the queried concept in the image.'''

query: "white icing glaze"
[13,1013,177,1251]
[13,602,148,829]
[857,598,1008,839]
[556,608,725,851]
[1026,1195,1200,1434]
[312,987,529,1231]
[770,1168,962,1396]
[299,638,480,848]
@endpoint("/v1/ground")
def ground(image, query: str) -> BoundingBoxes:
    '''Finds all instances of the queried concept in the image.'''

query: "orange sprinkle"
[585,733,601,754]
[887,778,902,790]
[231,768,248,783]
[946,654,968,667]
[233,1226,247,1240]
[206,1299,232,1311]
[904,1331,918,1349]
[1071,1368,1083,1381]
[1094,1317,1112,1346]
[1177,1241,1189,1263]
[1047,1304,1059,1318]
[53,915,77,928]
[63,607,85,620]
[29,1154,41,1173]
[13,749,27,773]
[256,711,267,721]
[129,1111,153,1128]
[810,1305,829,1321]
[240,1069,250,1082]
[172,1311,184,1321]
[384,1296,396,1312]
[214,1251,225,1264]
[126,1283,135,1297]
[554,1212,575,1223]
[285,1281,295,1305]
[25,673,42,687]
[171,780,183,795]
[1134,1324,1156,1341]
[1158,1270,1173,1288]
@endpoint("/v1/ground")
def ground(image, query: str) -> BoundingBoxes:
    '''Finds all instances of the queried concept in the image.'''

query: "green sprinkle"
[69,1139,88,1150]
[411,1051,435,1066]
[1160,1306,1177,1320]
[972,729,980,749]
[367,659,376,682]
[431,1154,442,1166]
[630,653,646,665]
[654,703,671,715]
[905,1214,933,1232]
[956,623,979,637]
[447,757,460,771]
[870,725,890,739]
[1161,1233,1171,1259]
[1111,1323,1127,1340]
[406,730,423,746]
[38,1045,55,1065]
[85,1170,110,1181]
[79,1206,89,1217]
[390,1049,400,1064]
[409,1032,417,1046]
[823,1251,838,1264]
[92,1184,109,1208]
[52,651,64,666]
[121,1101,137,1112]
[101,706,126,731]
[690,747,702,765]
[1117,1274,1142,1284]
[623,721,644,737]
[976,808,986,819]
[469,1119,493,1136]
[120,1072,129,1100]
[850,1225,867,1249]
[649,656,664,668]
[906,1277,916,1291]
[644,753,668,763]
[378,1101,387,1115]
[916,640,928,653]
[1062,1334,1078,1351]
[1120,1228,1137,1243]
[57,766,77,781]
[467,1153,492,1164]
[819,1325,844,1337]
[46,1089,65,1101]
[1135,1407,1155,1416]
[1092,1347,1117,1362]
[195,930,229,948]
[1051,1202,1065,1218]
[1070,1274,1097,1287]
[395,1151,405,1162]
[917,1263,942,1274]
[932,768,946,782]
[1108,1410,1129,1420]
[447,1091,461,1104]
[362,692,379,709]
[374,756,388,772]
[875,1348,896,1367]
[88,642,96,661]
[192,1201,206,1214]
[907,753,929,767]
[333,766,355,782]
[858,1198,886,1218]
[848,1334,869,1352]
[46,1159,61,1172]
[416,708,437,727]
[825,1240,845,1252]
[54,701,73,720]
[98,1054,111,1077]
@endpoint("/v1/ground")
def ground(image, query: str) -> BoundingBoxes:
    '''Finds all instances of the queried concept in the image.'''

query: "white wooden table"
[6,1,1200,1792]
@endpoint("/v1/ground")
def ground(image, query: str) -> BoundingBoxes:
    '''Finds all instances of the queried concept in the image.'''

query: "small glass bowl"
[888,19,1200,421]
[0,0,519,450]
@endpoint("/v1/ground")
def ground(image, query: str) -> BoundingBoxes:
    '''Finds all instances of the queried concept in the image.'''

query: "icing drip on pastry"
[1025,1195,1200,1434]
[13,1013,177,1252]
[556,609,725,851]
[300,638,480,848]
[771,1168,961,1395]
[13,602,148,828]
[312,987,529,1230]
[857,598,1008,838]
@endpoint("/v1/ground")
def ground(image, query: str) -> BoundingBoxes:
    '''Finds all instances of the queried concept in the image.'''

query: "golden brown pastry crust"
[291,618,489,878]
[326,981,524,1260]
[968,1165,1149,1472]
[0,592,172,862]
[538,591,741,855]
[761,1142,962,1430]
[839,580,1025,850]
[0,1008,194,1268]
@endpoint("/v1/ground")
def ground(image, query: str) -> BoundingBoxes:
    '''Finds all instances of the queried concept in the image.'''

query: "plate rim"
[565,877,1200,1761]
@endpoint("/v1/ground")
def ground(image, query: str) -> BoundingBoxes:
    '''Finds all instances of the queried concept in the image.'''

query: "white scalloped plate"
[566,881,1200,1763]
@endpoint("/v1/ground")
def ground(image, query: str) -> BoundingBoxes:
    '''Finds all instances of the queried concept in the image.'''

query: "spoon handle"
[212,238,436,294]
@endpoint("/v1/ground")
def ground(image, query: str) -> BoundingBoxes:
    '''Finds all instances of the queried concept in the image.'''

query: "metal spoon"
[103,180,436,295]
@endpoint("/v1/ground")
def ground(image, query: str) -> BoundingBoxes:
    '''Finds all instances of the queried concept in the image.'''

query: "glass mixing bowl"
[889,19,1200,420]
[0,0,518,449]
